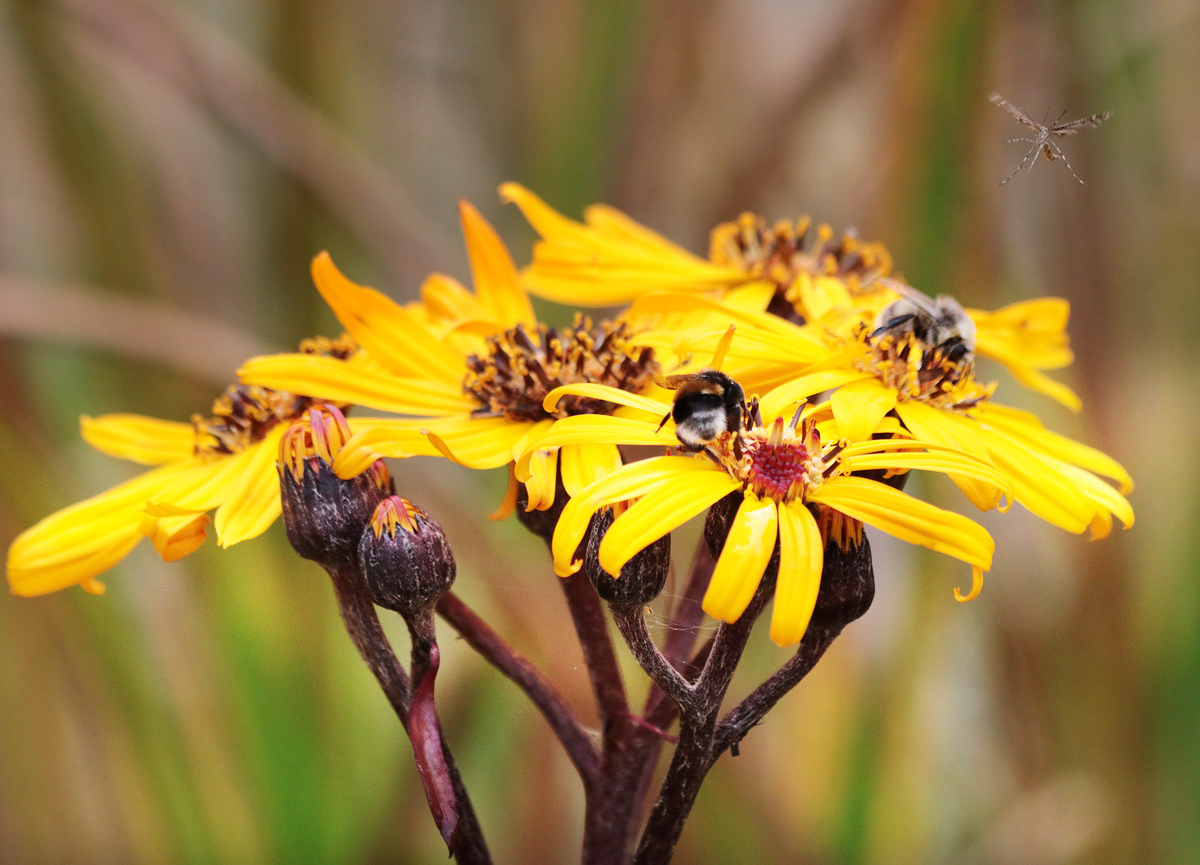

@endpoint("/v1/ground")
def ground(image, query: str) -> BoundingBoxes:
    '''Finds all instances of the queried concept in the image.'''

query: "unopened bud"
[582,508,670,606]
[809,507,874,630]
[277,405,392,567]
[359,496,455,617]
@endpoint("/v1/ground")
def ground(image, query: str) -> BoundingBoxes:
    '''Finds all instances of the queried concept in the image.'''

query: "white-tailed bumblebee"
[658,370,747,451]
[871,283,976,364]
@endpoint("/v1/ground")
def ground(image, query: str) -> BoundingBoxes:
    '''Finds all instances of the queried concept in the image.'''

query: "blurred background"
[0,0,1193,862]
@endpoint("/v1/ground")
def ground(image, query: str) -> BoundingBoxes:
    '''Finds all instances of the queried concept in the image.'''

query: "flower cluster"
[6,184,1132,648]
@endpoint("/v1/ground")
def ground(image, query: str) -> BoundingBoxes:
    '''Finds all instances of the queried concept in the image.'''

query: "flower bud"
[359,496,455,617]
[277,405,391,567]
[809,507,874,630]
[582,508,670,606]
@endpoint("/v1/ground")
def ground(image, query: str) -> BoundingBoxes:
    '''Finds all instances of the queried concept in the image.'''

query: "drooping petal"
[894,401,1007,512]
[523,447,560,512]
[769,502,824,646]
[809,476,994,569]
[6,460,212,595]
[558,443,624,498]
[977,403,1133,493]
[81,414,196,465]
[702,495,779,624]
[551,456,720,576]
[213,429,286,546]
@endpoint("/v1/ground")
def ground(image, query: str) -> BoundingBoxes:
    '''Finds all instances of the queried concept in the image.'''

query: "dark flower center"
[193,335,356,457]
[709,214,894,322]
[463,316,659,422]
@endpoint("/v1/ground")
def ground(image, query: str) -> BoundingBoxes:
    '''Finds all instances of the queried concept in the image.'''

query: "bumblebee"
[871,283,976,364]
[658,370,747,451]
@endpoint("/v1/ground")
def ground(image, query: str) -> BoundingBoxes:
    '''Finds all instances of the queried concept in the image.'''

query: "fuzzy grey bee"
[657,370,747,451]
[989,92,1111,185]
[872,282,976,364]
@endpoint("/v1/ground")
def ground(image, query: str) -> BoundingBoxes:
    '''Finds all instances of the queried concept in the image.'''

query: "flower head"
[6,338,358,595]
[237,201,665,515]
[534,380,1007,646]
[647,300,1132,536]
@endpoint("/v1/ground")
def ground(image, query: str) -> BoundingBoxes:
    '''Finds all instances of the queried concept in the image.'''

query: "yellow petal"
[954,567,985,602]
[809,476,994,568]
[759,370,875,423]
[893,401,1005,512]
[489,467,520,521]
[702,495,779,624]
[559,443,623,498]
[239,354,477,415]
[213,431,286,546]
[770,502,824,646]
[551,456,720,576]
[331,417,472,477]
[978,403,1132,493]
[141,512,211,562]
[830,378,899,442]
[542,383,669,419]
[6,461,205,595]
[597,471,739,575]
[523,447,560,512]
[310,252,464,383]
[458,200,537,330]
[81,414,196,465]
[514,415,669,482]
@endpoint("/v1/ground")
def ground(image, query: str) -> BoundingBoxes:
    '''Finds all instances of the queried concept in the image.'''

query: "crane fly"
[988,93,1111,185]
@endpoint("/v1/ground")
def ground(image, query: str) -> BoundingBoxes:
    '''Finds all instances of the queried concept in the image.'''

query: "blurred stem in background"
[0,0,1193,863]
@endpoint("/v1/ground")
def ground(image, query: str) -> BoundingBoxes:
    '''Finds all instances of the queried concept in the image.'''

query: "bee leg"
[870,313,916,338]
[655,410,672,433]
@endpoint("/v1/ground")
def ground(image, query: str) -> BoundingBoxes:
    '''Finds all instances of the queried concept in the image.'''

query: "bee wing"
[662,374,692,390]
[879,278,941,317]
[988,93,1037,129]
[1051,111,1111,135]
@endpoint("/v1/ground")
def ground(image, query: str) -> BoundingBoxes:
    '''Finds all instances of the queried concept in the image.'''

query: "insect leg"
[1000,143,1040,184]
[1048,140,1087,184]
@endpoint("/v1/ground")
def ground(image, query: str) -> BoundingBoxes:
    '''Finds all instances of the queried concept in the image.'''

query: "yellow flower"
[237,201,666,515]
[640,301,1132,537]
[531,381,1006,647]
[504,184,1080,410]
[6,339,358,596]
[502,183,891,314]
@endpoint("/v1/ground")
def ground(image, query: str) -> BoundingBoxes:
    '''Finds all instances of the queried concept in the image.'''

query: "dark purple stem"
[713,625,841,757]
[326,566,491,864]
[559,571,630,724]
[612,605,697,710]
[436,592,600,784]
[632,586,771,865]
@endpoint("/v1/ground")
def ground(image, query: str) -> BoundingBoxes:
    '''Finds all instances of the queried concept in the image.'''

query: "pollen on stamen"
[708,213,894,320]
[462,315,660,422]
[861,328,989,411]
